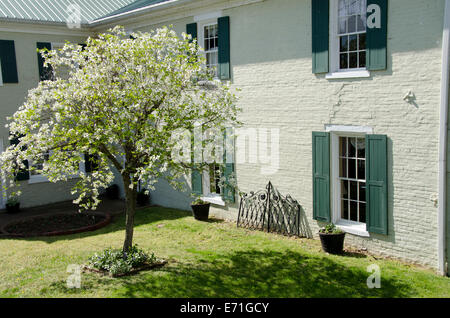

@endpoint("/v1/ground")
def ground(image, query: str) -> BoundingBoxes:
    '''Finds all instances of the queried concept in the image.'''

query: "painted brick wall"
[135,0,446,270]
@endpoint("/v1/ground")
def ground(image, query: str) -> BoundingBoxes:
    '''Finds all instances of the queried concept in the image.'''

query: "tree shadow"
[0,207,192,243]
[112,249,415,298]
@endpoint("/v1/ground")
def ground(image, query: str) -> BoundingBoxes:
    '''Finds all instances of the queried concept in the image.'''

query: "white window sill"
[28,176,49,184]
[325,70,370,80]
[201,193,226,206]
[335,220,370,237]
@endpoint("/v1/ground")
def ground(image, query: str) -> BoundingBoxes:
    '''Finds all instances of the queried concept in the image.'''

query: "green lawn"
[0,206,448,298]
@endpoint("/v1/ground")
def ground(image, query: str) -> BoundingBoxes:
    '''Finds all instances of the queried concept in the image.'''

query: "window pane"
[357,137,365,158]
[348,15,356,33]
[349,52,358,68]
[357,14,366,31]
[349,34,357,51]
[359,182,366,202]
[359,202,366,223]
[340,36,348,52]
[204,26,209,38]
[341,180,349,199]
[340,137,347,157]
[348,159,356,179]
[350,181,358,200]
[359,52,366,68]
[349,0,360,15]
[341,199,349,219]
[340,53,348,69]
[357,159,365,180]
[339,17,347,34]
[340,158,347,178]
[339,0,348,17]
[349,138,356,157]
[350,201,358,221]
[359,33,366,50]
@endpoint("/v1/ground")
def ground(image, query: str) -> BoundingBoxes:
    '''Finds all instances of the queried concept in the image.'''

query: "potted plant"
[191,197,210,221]
[136,188,150,206]
[105,184,120,200]
[5,196,20,214]
[318,224,346,255]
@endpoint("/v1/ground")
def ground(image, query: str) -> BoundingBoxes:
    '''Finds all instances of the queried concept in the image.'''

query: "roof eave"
[89,0,196,27]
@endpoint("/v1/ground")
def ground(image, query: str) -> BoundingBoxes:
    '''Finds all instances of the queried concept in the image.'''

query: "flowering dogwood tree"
[0,26,239,253]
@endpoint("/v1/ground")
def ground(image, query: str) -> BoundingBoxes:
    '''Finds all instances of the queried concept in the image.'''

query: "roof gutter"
[438,0,450,276]
[89,0,196,27]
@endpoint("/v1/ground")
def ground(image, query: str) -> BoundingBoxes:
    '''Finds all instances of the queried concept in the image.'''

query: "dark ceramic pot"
[5,202,20,214]
[191,203,210,221]
[319,232,346,254]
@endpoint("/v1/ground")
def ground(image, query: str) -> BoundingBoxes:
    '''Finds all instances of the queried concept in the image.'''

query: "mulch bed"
[82,259,168,277]
[1,212,111,237]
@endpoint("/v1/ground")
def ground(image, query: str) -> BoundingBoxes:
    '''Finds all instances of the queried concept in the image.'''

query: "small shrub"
[319,223,344,234]
[192,198,208,205]
[87,245,156,275]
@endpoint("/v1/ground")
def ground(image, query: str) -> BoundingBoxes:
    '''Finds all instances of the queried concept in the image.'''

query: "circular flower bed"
[2,212,111,237]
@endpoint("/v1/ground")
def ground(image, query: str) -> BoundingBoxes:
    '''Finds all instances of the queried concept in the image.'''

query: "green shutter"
[37,42,52,81]
[218,16,231,80]
[10,134,29,181]
[0,40,19,83]
[191,169,203,196]
[222,129,235,203]
[366,0,388,70]
[312,0,329,74]
[312,132,331,222]
[186,23,197,42]
[366,134,388,234]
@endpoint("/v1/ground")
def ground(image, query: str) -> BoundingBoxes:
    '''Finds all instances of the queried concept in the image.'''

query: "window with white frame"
[330,0,367,73]
[29,150,85,183]
[200,22,219,78]
[29,151,50,183]
[338,136,366,223]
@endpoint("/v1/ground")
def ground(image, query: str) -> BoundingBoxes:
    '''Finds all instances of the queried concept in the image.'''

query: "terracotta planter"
[191,203,210,221]
[319,232,346,254]
[5,202,20,214]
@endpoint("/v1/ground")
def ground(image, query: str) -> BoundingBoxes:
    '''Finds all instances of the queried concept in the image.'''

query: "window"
[326,0,371,78]
[28,150,85,184]
[29,151,50,183]
[200,23,219,78]
[337,0,367,70]
[338,136,366,223]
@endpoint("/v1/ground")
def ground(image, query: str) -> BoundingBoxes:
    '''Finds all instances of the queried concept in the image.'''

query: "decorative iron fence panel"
[237,182,302,237]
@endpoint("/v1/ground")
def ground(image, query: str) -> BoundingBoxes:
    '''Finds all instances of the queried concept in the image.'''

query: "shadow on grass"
[2,207,192,243]
[108,249,414,298]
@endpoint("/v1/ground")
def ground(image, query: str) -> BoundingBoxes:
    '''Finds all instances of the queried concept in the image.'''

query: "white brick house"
[0,0,449,275]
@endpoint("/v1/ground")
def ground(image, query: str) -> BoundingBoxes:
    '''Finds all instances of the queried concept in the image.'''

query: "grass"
[0,206,448,298]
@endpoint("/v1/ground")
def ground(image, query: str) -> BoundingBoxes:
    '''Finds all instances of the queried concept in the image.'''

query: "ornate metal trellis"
[237,182,302,237]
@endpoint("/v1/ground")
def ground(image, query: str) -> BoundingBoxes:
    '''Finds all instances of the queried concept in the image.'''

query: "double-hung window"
[336,0,367,70]
[312,0,388,76]
[200,23,219,78]
[186,14,231,80]
[313,128,388,236]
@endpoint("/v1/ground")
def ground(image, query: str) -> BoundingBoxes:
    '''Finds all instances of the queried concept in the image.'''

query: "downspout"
[438,0,450,276]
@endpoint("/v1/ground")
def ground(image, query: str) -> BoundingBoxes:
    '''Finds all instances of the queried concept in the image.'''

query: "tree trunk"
[122,176,137,256]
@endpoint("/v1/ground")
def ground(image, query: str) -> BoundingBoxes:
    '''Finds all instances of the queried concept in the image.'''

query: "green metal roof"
[0,0,138,24]
[104,0,170,18]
